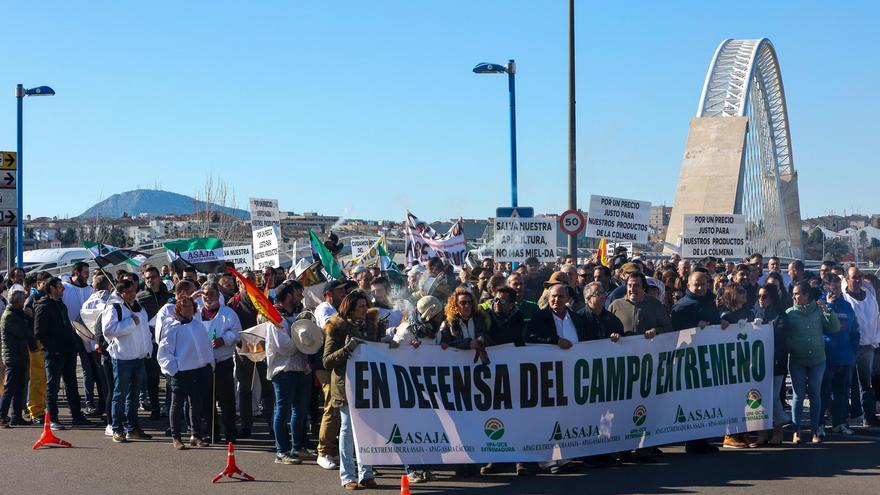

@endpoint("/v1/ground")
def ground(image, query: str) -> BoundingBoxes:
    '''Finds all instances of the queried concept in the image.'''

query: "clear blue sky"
[3,1,877,222]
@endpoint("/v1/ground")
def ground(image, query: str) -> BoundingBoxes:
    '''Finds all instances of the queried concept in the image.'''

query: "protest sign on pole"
[346,323,773,465]
[681,214,747,259]
[223,245,254,271]
[252,226,280,269]
[404,210,467,269]
[585,194,651,244]
[350,237,376,260]
[493,217,558,262]
[248,197,280,231]
[605,241,633,259]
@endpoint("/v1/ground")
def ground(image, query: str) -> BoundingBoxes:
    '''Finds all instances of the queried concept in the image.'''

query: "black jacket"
[720,306,755,324]
[487,310,526,347]
[526,307,589,345]
[755,304,788,376]
[439,312,490,350]
[1,307,32,367]
[137,285,173,322]
[34,297,79,355]
[577,307,624,341]
[671,290,720,331]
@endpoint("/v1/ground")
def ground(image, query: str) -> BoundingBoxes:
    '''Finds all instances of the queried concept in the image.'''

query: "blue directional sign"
[496,206,534,218]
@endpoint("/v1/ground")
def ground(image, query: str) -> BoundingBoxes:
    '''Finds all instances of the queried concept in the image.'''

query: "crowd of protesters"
[2,246,880,490]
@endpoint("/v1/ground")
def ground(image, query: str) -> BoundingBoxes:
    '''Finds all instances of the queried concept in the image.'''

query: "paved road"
[4,410,880,495]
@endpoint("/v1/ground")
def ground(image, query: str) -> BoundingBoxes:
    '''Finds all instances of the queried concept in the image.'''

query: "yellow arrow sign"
[0,151,16,170]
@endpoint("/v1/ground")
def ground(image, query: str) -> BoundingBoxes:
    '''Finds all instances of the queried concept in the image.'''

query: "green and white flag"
[163,238,227,274]
[308,230,343,280]
[82,241,149,269]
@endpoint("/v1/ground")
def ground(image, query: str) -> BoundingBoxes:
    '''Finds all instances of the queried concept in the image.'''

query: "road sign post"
[1,150,17,270]
[559,209,585,237]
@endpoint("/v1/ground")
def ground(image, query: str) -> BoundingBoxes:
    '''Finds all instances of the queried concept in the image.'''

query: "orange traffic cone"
[400,474,410,495]
[32,412,72,449]
[211,442,255,483]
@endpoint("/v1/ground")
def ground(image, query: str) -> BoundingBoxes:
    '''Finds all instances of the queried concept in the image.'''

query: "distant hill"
[77,189,249,219]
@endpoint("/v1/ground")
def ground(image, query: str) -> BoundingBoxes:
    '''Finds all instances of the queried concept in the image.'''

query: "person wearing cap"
[393,296,444,346]
[196,280,242,444]
[351,265,372,294]
[266,280,314,465]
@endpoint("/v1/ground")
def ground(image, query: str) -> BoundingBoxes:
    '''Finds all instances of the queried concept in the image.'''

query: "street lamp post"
[15,84,55,268]
[473,60,518,208]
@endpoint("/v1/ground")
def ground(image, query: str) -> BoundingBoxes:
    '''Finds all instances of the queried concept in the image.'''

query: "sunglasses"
[458,300,474,306]
[492,298,510,305]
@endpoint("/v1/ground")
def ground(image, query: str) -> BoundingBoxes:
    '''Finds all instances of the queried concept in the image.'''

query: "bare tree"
[192,174,246,241]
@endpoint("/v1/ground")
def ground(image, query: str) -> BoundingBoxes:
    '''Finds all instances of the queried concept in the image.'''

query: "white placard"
[224,245,254,271]
[585,195,651,244]
[606,241,633,258]
[681,214,746,259]
[493,217,558,262]
[350,237,376,259]
[252,226,280,270]
[248,197,280,231]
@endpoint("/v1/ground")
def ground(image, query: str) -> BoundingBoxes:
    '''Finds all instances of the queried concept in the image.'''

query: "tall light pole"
[473,60,518,208]
[567,0,578,258]
[16,84,55,267]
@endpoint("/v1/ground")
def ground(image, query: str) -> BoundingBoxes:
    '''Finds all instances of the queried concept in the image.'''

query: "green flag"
[377,240,399,273]
[308,230,343,280]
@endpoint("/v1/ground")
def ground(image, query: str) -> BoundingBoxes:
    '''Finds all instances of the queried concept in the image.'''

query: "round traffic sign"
[559,209,585,236]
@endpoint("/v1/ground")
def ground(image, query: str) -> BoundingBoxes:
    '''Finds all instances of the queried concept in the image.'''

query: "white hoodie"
[100,295,152,361]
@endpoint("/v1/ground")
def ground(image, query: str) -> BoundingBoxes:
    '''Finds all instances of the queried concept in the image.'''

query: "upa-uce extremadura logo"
[632,405,647,426]
[484,418,505,440]
[744,389,769,421]
[626,405,650,440]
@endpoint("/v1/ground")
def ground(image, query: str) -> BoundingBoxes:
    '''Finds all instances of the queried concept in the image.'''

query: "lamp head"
[25,86,55,96]
[473,63,506,74]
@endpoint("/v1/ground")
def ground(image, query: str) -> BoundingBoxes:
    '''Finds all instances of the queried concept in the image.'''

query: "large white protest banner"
[223,245,254,271]
[346,323,772,465]
[248,197,280,231]
[681,214,747,259]
[493,218,557,262]
[252,226,280,269]
[404,210,467,269]
[585,194,651,244]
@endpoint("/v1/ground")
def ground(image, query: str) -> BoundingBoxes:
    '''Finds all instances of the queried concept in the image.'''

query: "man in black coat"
[35,277,92,429]
[670,271,728,454]
[526,283,589,348]
[577,282,624,341]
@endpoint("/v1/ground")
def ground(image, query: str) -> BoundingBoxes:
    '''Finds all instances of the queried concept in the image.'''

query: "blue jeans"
[789,361,826,434]
[111,358,145,433]
[850,346,876,419]
[272,370,311,455]
[821,364,853,427]
[339,404,373,485]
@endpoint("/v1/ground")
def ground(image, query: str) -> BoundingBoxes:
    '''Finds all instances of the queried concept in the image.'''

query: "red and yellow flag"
[597,239,608,267]
[227,266,283,326]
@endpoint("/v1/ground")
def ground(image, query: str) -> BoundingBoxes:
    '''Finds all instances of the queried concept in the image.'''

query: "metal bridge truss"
[697,39,799,257]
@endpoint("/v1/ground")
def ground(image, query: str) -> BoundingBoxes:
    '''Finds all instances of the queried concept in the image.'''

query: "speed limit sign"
[559,209,585,236]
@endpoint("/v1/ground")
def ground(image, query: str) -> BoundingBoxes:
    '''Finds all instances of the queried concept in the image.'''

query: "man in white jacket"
[100,279,152,443]
[196,280,242,443]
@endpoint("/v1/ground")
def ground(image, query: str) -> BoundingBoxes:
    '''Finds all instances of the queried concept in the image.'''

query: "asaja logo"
[484,418,505,441]
[548,421,600,441]
[746,389,762,410]
[384,424,449,445]
[675,405,687,423]
[632,405,647,426]
[674,404,724,423]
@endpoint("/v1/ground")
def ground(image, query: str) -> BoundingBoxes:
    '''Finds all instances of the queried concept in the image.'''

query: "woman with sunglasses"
[719,283,755,325]
[753,286,789,445]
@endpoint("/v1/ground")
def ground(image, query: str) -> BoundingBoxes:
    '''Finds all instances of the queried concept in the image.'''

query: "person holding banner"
[439,287,489,353]
[323,290,383,489]
[578,282,624,342]
[526,281,588,349]
[609,272,672,339]
[786,281,840,444]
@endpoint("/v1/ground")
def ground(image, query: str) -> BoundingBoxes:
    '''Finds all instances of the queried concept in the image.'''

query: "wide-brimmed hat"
[543,271,570,289]
[291,317,324,355]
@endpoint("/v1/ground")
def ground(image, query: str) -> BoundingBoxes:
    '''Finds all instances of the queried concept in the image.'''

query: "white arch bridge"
[666,38,803,259]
